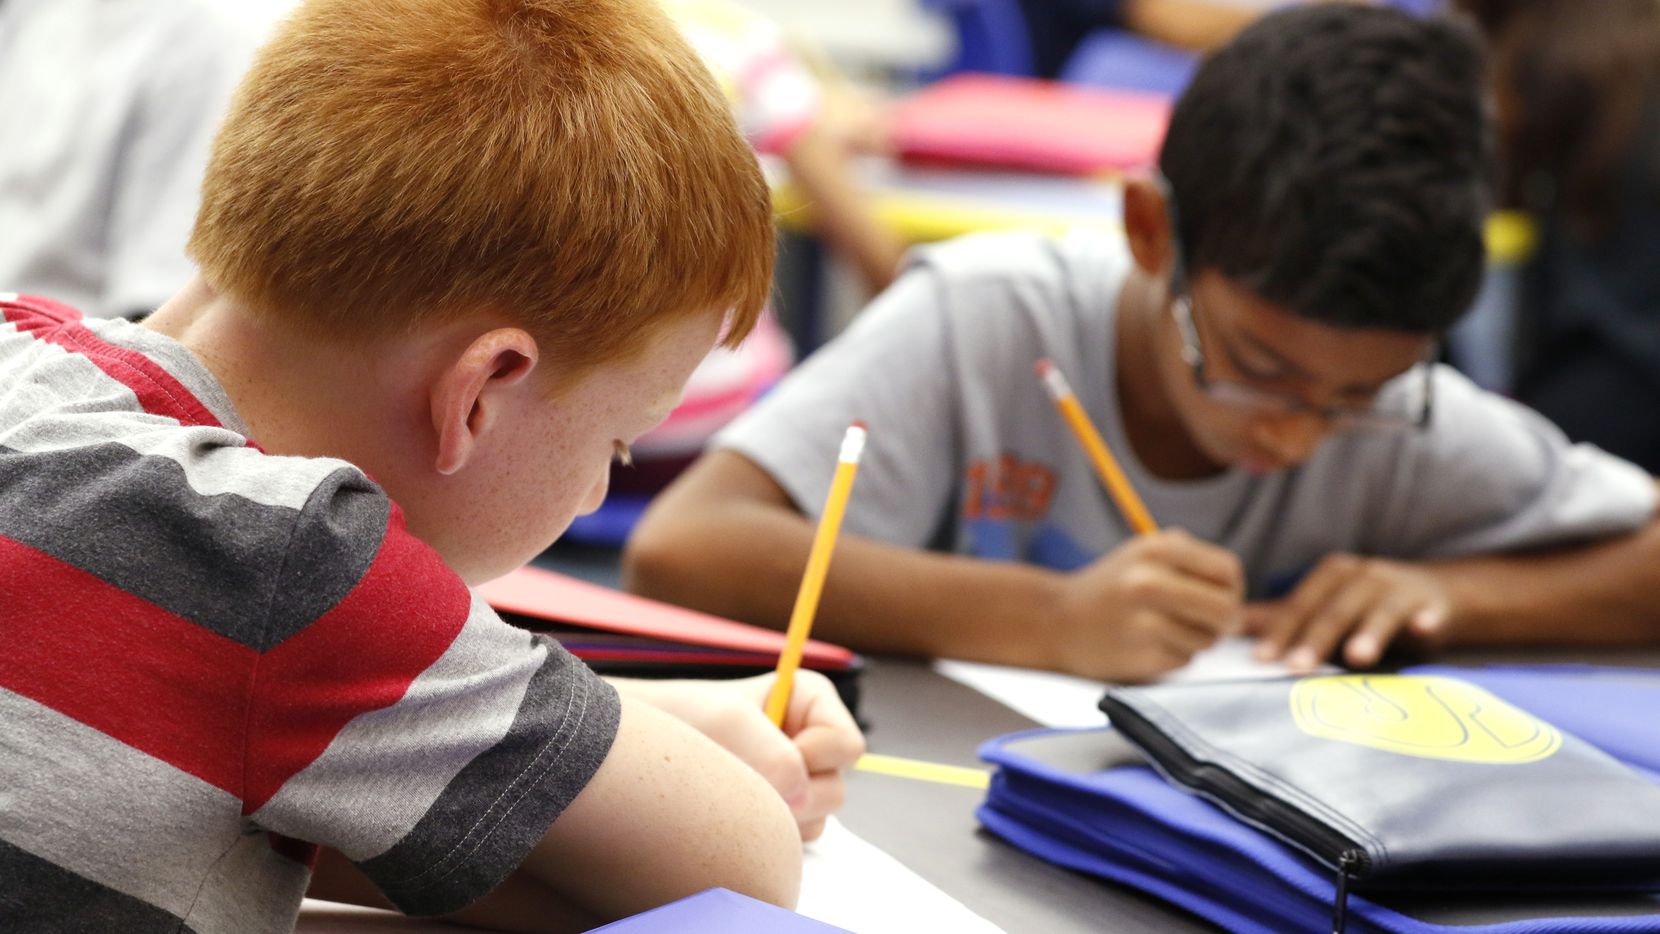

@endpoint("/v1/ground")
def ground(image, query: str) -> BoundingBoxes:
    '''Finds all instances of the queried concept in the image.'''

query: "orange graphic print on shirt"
[963,453,1057,522]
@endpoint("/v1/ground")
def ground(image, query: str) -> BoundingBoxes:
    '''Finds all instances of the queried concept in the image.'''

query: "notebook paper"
[935,636,1312,729]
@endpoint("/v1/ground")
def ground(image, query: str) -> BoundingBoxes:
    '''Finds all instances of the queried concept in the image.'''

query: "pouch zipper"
[1099,695,1373,883]
[1331,850,1361,933]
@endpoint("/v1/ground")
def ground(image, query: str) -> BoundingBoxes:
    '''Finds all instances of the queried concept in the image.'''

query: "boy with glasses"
[626,4,1660,682]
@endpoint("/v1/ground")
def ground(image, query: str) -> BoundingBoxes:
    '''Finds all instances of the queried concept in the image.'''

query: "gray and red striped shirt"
[0,294,621,931]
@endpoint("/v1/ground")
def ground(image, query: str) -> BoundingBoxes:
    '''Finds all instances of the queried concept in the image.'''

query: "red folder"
[478,565,859,674]
[889,73,1171,176]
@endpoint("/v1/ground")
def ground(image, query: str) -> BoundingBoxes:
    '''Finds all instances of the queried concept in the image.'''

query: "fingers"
[779,672,862,746]
[1282,572,1386,672]
[1341,588,1427,668]
[738,723,813,809]
[1254,555,1358,663]
[1117,533,1245,637]
[1058,531,1247,682]
[782,675,861,841]
[771,671,864,772]
[1242,601,1280,637]
[739,670,863,840]
[1407,604,1450,647]
[790,770,846,842]
[1137,528,1246,597]
[1253,555,1451,672]
[794,717,866,776]
[1135,609,1222,658]
[1130,568,1242,637]
[1099,639,1197,684]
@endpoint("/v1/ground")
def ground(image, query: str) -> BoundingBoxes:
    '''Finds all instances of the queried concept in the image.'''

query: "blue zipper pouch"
[978,666,1660,934]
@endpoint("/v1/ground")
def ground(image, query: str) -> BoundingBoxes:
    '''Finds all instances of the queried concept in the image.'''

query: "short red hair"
[190,0,772,370]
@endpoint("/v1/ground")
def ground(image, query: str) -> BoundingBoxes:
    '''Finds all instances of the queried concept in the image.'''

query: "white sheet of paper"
[797,817,1006,933]
[296,817,1003,933]
[933,636,1306,729]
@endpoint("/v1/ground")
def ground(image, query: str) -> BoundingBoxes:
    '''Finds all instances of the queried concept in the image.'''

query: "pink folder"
[477,565,857,671]
[889,73,1172,176]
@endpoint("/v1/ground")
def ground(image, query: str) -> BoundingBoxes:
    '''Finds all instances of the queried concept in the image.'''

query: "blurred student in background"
[1458,0,1660,472]
[663,0,905,297]
[619,0,908,489]
[0,0,260,319]
[627,5,1660,684]
[1015,0,1447,81]
[1021,0,1274,77]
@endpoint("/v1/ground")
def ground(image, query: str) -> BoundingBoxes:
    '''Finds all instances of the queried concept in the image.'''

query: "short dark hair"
[1158,4,1492,333]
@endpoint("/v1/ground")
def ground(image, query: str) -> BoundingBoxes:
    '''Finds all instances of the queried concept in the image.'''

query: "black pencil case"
[1098,674,1660,923]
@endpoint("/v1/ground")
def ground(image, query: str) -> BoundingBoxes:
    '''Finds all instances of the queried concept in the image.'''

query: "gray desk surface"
[838,655,1218,933]
[837,648,1660,934]
[533,544,1660,934]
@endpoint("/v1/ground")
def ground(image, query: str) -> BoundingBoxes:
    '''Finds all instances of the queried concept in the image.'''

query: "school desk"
[766,155,1536,361]
[770,157,1535,263]
[533,543,1660,932]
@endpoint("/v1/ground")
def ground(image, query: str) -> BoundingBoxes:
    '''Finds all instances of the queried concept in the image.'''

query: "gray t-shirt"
[717,231,1656,598]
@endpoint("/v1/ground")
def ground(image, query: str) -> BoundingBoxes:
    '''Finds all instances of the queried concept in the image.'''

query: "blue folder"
[978,666,1660,934]
[587,887,852,933]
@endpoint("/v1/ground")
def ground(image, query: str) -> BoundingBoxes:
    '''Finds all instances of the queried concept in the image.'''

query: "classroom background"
[5,0,1659,931]
[6,0,1655,493]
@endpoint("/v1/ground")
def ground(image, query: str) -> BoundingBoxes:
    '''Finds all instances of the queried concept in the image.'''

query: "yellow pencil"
[765,421,868,726]
[1036,358,1158,535]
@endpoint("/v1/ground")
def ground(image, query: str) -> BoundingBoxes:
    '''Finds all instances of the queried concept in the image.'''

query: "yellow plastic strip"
[855,753,992,790]
[778,182,1540,266]
[1485,211,1539,266]
[773,186,1119,242]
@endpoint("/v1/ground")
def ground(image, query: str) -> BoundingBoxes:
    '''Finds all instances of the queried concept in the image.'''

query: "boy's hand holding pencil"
[618,423,872,842]
[1050,528,1245,682]
[618,671,864,842]
[1038,360,1245,683]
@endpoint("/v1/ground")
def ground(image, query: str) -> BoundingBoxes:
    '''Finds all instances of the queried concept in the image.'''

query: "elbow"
[620,505,696,601]
[725,795,804,911]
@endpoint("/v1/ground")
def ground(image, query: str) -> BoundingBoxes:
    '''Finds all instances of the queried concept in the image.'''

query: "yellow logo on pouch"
[1290,675,1561,764]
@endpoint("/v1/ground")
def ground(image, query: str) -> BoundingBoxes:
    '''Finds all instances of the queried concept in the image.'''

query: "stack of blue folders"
[977,666,1660,934]
[588,887,851,933]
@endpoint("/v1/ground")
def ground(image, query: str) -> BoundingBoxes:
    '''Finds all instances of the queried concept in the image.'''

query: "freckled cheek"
[531,430,607,522]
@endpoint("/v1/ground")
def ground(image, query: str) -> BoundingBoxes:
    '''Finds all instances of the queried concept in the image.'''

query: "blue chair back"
[918,0,1034,76]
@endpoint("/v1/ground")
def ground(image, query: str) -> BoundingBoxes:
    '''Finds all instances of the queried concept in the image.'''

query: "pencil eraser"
[839,423,868,463]
[1036,359,1072,400]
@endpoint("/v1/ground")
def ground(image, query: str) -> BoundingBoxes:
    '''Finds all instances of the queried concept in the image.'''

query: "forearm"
[308,847,596,933]
[1429,520,1660,645]
[529,697,801,917]
[1122,0,1259,50]
[783,126,906,294]
[626,493,1065,668]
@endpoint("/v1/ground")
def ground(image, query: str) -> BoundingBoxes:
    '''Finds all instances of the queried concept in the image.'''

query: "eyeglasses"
[1170,293,1436,431]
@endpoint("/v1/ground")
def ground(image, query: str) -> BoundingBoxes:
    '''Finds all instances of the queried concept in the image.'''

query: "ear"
[1122,175,1177,281]
[430,328,540,476]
